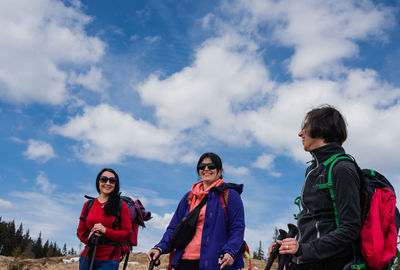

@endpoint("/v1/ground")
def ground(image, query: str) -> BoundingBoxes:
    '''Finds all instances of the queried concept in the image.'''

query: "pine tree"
[62,243,67,256]
[252,241,265,260]
[15,223,23,247]
[33,232,43,258]
[272,227,279,241]
[43,240,50,257]
[21,229,31,254]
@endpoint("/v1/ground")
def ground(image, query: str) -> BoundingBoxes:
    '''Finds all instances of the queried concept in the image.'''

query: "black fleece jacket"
[297,143,361,263]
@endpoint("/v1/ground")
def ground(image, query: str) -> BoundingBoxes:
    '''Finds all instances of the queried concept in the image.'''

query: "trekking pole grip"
[265,229,287,270]
[148,253,161,270]
[277,224,298,270]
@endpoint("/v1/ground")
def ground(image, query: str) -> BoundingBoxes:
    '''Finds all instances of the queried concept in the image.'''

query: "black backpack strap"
[80,195,96,222]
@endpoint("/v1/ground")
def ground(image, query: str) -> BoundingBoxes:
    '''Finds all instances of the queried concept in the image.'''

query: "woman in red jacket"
[77,168,132,270]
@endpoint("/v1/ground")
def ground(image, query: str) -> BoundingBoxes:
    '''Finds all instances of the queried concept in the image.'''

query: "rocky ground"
[0,253,276,269]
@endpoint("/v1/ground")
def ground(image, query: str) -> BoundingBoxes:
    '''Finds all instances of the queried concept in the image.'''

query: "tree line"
[0,217,76,258]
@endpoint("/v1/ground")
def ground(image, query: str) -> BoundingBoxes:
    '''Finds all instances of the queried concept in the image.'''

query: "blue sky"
[1,0,400,255]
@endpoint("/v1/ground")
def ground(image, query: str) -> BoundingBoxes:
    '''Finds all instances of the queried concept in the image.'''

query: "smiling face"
[198,157,222,187]
[98,170,116,196]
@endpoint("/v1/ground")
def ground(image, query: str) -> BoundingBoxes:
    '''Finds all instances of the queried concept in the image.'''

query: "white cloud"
[252,154,281,177]
[131,0,400,173]
[137,32,274,144]
[0,0,105,104]
[144,35,161,43]
[41,0,400,177]
[35,171,56,193]
[130,34,139,41]
[10,137,24,143]
[51,104,183,164]
[224,163,250,176]
[148,212,173,230]
[23,139,56,163]
[232,0,393,78]
[69,66,108,92]
[0,198,12,208]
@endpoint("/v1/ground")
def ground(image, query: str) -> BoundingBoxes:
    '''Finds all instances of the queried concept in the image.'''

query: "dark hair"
[304,105,347,145]
[96,168,120,217]
[196,152,223,178]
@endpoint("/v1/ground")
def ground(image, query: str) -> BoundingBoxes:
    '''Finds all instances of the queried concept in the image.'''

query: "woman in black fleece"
[275,105,361,270]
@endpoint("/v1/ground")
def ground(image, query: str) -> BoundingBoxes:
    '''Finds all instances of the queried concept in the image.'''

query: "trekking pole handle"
[265,229,287,270]
[148,253,161,270]
[276,224,299,270]
[286,224,298,238]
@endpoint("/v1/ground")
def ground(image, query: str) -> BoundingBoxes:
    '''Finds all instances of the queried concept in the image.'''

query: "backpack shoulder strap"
[187,191,194,206]
[317,153,355,228]
[80,195,96,222]
[220,189,229,213]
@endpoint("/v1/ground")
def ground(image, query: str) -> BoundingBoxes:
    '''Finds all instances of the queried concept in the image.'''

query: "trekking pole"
[277,224,298,270]
[122,251,130,270]
[265,229,287,270]
[148,253,161,270]
[88,235,100,270]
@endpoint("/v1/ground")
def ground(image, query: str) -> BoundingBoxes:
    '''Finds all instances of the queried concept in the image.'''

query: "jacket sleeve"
[154,192,190,253]
[103,201,132,242]
[301,161,361,261]
[221,189,245,260]
[77,201,90,244]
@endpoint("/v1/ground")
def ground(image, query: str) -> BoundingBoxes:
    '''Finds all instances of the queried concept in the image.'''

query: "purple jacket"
[155,183,245,270]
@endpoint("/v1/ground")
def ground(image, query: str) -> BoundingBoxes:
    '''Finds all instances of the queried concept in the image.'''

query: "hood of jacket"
[212,182,243,195]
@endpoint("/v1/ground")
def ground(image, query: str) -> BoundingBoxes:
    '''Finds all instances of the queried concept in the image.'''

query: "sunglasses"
[198,163,217,170]
[99,176,116,184]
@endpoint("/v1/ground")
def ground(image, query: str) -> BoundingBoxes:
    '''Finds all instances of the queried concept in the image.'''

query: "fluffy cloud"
[35,171,56,194]
[224,164,250,176]
[135,0,400,171]
[137,32,274,144]
[231,0,393,78]
[148,212,174,230]
[69,66,108,93]
[252,154,281,177]
[36,0,400,175]
[51,104,183,164]
[0,0,105,104]
[23,139,56,163]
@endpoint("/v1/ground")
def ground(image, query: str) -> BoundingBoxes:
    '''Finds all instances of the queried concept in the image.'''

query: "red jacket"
[77,198,132,260]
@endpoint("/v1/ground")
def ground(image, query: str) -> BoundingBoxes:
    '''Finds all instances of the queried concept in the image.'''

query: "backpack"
[80,195,152,269]
[318,153,400,270]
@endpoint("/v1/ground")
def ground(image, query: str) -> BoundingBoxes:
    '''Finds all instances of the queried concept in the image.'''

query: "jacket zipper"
[296,153,319,264]
[315,220,320,239]
[301,152,319,213]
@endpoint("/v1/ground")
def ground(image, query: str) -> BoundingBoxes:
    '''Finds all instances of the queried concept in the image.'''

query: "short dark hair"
[196,152,223,178]
[305,105,347,145]
[96,168,120,216]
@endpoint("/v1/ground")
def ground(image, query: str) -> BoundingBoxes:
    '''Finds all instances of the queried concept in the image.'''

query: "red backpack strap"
[220,189,229,214]
[167,249,175,270]
[187,191,194,206]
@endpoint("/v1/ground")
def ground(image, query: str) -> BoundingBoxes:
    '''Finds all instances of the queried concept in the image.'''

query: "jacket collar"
[310,142,345,164]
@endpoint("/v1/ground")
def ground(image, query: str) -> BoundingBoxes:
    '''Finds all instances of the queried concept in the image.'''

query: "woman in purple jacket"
[147,152,245,270]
